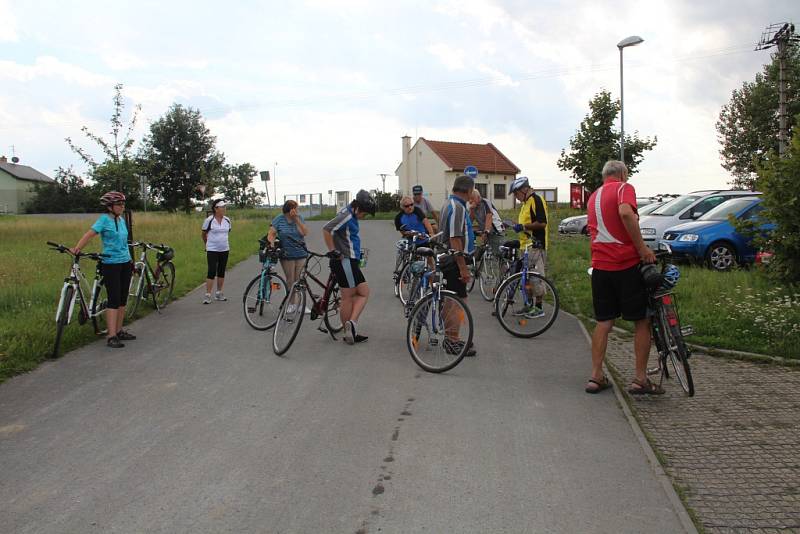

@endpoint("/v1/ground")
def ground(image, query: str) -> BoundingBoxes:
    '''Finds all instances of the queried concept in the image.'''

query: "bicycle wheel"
[126,262,145,319]
[478,254,500,302]
[660,304,695,396]
[243,272,287,330]
[272,283,306,355]
[52,285,74,358]
[91,283,108,335]
[393,250,405,297]
[407,290,473,373]
[324,284,344,334]
[398,262,416,305]
[152,262,175,309]
[494,272,559,338]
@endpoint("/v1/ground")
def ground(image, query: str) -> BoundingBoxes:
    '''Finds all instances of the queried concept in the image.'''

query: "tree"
[717,46,800,190]
[26,167,95,213]
[65,83,144,207]
[557,90,657,192]
[374,191,400,212]
[139,104,225,212]
[217,163,265,208]
[750,116,800,283]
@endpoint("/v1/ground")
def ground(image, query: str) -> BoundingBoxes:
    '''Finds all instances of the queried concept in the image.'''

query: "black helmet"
[354,189,376,216]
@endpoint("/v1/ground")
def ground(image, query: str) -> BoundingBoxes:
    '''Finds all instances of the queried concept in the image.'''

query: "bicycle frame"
[131,243,166,311]
[293,253,339,337]
[54,252,105,333]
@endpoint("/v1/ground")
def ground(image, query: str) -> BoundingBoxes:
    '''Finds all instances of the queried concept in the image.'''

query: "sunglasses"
[402,203,413,208]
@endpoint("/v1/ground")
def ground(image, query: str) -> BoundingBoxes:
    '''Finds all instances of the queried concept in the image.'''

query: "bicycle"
[406,245,474,373]
[467,231,505,302]
[47,241,108,358]
[242,237,288,330]
[272,247,344,356]
[126,241,176,319]
[644,248,695,396]
[493,239,560,338]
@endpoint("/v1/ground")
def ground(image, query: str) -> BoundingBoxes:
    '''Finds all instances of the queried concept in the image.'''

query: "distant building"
[0,156,54,214]
[395,137,521,211]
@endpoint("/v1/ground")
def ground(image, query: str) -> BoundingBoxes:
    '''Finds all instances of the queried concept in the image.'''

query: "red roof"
[422,139,520,175]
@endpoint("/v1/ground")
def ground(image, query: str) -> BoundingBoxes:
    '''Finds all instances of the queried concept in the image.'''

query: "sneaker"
[107,336,124,348]
[304,307,312,315]
[214,291,227,301]
[354,334,369,343]
[117,330,136,341]
[443,339,465,355]
[203,293,212,305]
[344,320,356,345]
[524,306,545,319]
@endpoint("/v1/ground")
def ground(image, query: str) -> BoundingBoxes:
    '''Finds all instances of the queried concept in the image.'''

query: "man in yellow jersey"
[508,176,548,317]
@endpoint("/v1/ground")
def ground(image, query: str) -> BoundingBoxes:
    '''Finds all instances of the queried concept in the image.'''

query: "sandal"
[585,375,612,394]
[627,378,665,395]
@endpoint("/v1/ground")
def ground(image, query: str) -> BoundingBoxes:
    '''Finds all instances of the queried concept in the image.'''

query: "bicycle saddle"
[502,239,521,249]
[415,247,435,257]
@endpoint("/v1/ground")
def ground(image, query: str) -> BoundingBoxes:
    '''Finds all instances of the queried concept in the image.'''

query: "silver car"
[559,201,664,235]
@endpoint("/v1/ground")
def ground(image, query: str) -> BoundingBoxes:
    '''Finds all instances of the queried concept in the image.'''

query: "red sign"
[570,183,587,210]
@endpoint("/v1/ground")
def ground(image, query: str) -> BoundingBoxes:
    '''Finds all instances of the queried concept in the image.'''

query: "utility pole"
[757,22,799,157]
[378,173,390,193]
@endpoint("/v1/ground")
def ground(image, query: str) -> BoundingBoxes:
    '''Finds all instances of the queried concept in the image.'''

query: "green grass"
[0,210,271,382]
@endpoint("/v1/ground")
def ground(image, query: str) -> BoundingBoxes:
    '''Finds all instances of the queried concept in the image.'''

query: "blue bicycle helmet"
[661,264,680,290]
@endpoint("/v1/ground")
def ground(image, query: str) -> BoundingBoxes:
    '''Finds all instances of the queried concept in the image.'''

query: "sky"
[0,0,796,203]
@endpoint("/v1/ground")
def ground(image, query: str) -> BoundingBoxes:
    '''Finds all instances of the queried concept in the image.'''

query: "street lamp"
[617,35,644,162]
[273,162,278,206]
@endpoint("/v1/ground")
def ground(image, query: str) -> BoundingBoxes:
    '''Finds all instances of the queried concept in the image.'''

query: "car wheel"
[580,225,588,235]
[707,242,737,271]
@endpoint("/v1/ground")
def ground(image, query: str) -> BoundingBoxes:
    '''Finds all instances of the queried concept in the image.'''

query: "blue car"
[660,197,773,271]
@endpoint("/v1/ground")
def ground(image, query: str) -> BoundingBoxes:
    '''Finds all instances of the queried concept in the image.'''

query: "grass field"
[0,210,276,382]
[1,206,797,383]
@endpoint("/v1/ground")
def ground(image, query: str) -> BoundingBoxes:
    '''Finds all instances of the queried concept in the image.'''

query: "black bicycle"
[645,249,695,396]
[127,241,176,319]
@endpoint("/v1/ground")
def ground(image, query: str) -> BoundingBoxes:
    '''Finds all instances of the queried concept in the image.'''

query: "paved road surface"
[0,221,687,533]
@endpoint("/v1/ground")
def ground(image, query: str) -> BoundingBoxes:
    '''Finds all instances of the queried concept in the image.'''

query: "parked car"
[639,190,761,250]
[558,201,663,235]
[559,214,589,235]
[660,197,773,271]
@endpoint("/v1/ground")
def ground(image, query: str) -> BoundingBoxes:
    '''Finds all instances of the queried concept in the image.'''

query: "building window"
[475,182,488,198]
[494,184,506,199]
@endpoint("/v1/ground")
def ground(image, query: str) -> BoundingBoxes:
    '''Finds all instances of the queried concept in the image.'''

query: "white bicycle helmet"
[508,176,529,195]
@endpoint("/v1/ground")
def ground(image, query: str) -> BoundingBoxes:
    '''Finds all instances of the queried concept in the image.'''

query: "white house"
[395,137,521,211]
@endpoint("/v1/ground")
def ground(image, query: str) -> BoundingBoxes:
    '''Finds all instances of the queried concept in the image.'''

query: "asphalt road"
[0,220,687,533]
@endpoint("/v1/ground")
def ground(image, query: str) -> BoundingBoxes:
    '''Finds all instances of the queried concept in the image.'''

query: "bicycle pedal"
[680,325,695,337]
[428,339,439,346]
[646,366,661,376]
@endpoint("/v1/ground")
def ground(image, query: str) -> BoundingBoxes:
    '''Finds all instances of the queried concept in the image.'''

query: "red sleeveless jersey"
[586,179,640,271]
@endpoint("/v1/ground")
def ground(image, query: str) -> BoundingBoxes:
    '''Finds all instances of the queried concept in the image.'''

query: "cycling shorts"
[330,258,366,288]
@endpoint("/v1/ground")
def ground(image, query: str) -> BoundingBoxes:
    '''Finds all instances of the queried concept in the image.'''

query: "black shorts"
[102,262,133,310]
[441,264,467,298]
[330,258,366,288]
[591,265,648,322]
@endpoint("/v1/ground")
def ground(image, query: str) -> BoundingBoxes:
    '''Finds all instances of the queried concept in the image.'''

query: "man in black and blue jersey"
[395,195,434,241]
[323,190,376,345]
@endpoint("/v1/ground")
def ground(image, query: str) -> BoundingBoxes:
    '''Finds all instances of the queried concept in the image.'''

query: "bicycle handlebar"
[46,242,106,261]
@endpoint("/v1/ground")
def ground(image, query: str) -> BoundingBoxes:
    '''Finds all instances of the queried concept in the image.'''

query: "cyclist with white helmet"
[70,191,136,348]
[508,176,549,318]
[323,190,376,345]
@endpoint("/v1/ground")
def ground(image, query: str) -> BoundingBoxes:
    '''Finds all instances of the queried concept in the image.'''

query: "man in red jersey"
[585,161,659,395]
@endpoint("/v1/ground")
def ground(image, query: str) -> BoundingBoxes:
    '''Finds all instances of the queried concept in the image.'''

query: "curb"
[575,312,797,367]
[569,311,699,534]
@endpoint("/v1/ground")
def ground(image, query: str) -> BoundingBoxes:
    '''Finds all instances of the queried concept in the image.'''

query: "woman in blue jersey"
[268,200,309,313]
[70,191,135,349]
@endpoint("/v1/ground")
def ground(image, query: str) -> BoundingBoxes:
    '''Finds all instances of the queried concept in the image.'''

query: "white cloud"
[427,43,466,71]
[0,56,112,87]
[0,0,18,42]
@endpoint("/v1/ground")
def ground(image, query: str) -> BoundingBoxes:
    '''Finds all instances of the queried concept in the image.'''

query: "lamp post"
[617,35,644,162]
[273,162,278,206]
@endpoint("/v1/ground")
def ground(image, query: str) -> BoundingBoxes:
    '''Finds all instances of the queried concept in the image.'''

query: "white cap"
[215,200,227,207]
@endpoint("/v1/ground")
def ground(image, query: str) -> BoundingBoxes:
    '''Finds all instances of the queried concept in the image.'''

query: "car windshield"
[650,195,702,216]
[699,198,757,221]
[638,202,662,216]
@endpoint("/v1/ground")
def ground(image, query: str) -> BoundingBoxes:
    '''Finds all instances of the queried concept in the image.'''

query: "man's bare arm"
[619,203,656,263]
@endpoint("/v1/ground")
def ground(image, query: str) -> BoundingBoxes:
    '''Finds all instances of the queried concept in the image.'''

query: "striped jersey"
[323,206,361,259]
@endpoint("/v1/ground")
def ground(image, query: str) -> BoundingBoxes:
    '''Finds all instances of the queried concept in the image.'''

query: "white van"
[639,190,761,249]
